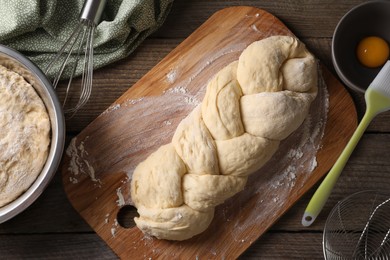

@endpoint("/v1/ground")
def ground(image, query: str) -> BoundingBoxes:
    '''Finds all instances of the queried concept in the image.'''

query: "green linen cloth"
[0,0,174,79]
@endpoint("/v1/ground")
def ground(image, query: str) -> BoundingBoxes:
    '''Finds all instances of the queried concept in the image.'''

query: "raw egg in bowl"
[332,0,390,93]
[356,36,389,68]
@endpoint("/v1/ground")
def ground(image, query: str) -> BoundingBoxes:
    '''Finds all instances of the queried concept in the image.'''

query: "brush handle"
[301,110,372,226]
[302,88,390,226]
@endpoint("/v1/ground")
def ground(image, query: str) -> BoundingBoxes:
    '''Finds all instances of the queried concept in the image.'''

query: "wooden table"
[1,0,389,258]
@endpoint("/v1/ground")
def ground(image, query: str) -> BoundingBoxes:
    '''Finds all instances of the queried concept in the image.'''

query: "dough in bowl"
[131,35,318,240]
[0,65,51,207]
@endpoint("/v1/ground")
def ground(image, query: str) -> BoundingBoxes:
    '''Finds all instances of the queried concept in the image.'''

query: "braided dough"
[131,35,318,240]
[0,65,50,207]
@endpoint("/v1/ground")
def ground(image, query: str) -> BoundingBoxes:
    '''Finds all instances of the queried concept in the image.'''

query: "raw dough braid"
[130,35,318,240]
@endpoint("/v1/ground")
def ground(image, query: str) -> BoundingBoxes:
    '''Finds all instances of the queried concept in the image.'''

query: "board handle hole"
[117,205,138,228]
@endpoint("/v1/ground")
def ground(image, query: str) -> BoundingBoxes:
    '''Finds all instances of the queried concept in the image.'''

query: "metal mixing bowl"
[0,44,65,223]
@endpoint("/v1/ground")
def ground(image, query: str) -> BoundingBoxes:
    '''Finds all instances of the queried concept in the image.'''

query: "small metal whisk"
[46,0,107,116]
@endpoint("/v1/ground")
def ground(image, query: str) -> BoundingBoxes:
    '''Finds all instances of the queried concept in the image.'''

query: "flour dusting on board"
[66,136,99,184]
[165,85,188,94]
[166,67,178,84]
[116,187,125,207]
[104,213,110,224]
[111,219,119,238]
[251,24,261,33]
[101,97,145,116]
[89,84,208,182]
[190,44,247,83]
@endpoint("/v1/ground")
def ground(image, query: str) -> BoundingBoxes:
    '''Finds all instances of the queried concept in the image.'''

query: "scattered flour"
[166,68,178,84]
[69,177,78,184]
[101,105,118,116]
[123,97,144,106]
[100,98,145,116]
[165,85,188,94]
[116,187,125,207]
[141,233,155,248]
[111,219,119,237]
[66,137,99,183]
[287,148,304,160]
[184,96,200,106]
[104,213,110,224]
[251,24,261,33]
[245,13,261,18]
[308,157,318,172]
[164,86,201,106]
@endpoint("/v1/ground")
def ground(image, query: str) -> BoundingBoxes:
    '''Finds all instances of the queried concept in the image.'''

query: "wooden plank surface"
[1,0,390,259]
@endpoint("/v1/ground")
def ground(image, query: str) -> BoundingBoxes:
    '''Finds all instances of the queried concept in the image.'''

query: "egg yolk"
[356,36,389,68]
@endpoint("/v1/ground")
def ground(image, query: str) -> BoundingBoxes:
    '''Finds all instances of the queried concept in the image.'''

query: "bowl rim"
[0,44,65,223]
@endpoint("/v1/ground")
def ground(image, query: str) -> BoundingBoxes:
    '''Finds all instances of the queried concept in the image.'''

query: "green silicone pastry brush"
[302,60,390,227]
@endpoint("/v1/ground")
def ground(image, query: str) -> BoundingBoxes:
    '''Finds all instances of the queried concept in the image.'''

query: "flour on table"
[69,177,78,184]
[102,103,121,115]
[111,218,119,237]
[123,97,144,106]
[104,213,110,224]
[184,96,200,106]
[141,233,154,248]
[251,24,261,33]
[165,85,188,94]
[245,13,261,18]
[116,187,125,207]
[166,68,178,84]
[100,98,145,116]
[111,227,116,237]
[66,136,99,183]
[163,86,201,107]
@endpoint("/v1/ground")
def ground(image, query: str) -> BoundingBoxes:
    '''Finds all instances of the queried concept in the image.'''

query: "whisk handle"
[80,0,107,25]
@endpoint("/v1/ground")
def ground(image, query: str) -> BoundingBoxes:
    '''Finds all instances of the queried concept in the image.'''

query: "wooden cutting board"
[61,6,357,259]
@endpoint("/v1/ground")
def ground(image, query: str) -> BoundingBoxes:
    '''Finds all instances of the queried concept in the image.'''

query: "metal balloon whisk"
[46,0,106,116]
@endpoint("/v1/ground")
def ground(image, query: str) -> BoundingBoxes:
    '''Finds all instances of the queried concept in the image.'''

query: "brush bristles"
[370,61,390,97]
